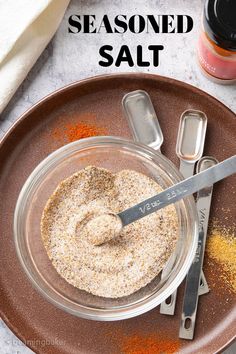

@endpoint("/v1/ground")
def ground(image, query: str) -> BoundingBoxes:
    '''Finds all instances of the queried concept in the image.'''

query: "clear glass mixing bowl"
[14,136,198,321]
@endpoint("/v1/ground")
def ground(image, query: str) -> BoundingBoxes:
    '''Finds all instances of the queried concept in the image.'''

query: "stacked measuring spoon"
[122,90,218,339]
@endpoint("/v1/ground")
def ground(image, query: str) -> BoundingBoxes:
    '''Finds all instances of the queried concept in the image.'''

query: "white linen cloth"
[0,0,70,114]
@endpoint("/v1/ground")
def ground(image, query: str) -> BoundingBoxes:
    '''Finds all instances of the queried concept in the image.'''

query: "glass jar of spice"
[198,0,236,83]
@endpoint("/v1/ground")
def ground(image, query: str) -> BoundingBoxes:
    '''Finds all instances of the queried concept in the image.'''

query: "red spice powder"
[121,333,180,354]
[65,122,106,142]
[50,115,107,145]
[52,121,106,144]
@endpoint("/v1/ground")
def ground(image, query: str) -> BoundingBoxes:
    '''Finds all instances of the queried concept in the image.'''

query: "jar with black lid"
[198,0,236,83]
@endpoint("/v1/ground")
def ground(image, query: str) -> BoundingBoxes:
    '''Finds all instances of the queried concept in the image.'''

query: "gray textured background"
[0,0,235,353]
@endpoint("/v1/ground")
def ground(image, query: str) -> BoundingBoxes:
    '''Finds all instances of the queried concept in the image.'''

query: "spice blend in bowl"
[14,137,198,320]
[41,166,179,298]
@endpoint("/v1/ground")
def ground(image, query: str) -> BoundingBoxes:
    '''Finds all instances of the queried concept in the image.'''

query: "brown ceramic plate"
[0,74,235,354]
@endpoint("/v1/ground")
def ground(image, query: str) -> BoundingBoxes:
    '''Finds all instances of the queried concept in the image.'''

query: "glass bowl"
[14,136,198,321]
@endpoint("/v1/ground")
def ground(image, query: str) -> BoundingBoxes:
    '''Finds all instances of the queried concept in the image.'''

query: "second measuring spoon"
[177,110,209,296]
[160,110,208,315]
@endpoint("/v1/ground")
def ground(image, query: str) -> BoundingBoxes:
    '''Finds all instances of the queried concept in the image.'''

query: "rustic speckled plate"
[0,74,235,354]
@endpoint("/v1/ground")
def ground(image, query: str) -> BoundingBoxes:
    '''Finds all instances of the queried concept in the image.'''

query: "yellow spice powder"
[207,225,236,292]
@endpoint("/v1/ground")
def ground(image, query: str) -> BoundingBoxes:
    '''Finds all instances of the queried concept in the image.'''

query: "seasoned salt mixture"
[41,166,178,298]
[82,213,123,246]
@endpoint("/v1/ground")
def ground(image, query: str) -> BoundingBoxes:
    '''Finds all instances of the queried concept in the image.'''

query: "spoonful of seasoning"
[81,213,123,246]
[86,155,236,246]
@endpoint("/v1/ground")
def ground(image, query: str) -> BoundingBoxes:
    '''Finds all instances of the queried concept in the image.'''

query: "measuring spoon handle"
[119,155,236,226]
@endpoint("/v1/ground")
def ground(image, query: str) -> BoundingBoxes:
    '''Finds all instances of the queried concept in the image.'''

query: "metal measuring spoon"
[123,89,176,306]
[123,90,179,303]
[89,156,235,245]
[118,156,235,224]
[122,90,163,151]
[179,156,218,340]
[177,111,209,297]
[176,110,207,177]
[161,110,208,315]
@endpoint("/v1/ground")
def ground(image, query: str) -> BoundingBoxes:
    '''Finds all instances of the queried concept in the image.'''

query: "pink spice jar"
[198,0,236,83]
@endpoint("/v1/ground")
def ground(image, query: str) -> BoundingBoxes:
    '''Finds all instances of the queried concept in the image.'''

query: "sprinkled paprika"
[52,116,106,145]
[63,122,105,142]
[121,333,181,354]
